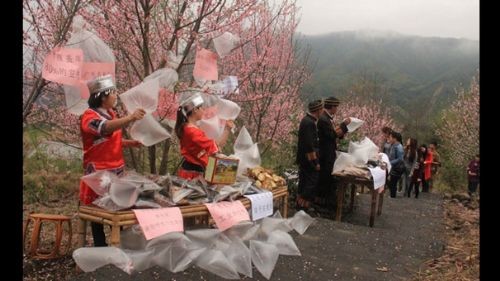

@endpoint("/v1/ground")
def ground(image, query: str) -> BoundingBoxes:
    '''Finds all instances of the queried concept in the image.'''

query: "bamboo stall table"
[77,187,288,248]
[333,175,384,227]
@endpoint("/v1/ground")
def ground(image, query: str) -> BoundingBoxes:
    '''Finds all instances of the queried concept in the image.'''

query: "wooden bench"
[77,187,288,247]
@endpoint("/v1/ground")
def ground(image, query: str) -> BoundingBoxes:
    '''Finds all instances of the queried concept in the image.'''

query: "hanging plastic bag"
[213,32,240,58]
[167,50,182,69]
[216,98,241,120]
[222,76,239,96]
[206,81,225,96]
[143,68,178,91]
[120,79,160,114]
[63,84,88,115]
[66,16,115,62]
[129,113,171,146]
[64,15,116,114]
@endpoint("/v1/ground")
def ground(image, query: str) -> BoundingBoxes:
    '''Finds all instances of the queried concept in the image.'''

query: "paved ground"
[72,191,444,281]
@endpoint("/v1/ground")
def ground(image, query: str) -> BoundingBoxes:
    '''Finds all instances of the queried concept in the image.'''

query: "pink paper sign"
[80,62,116,82]
[42,48,84,85]
[132,207,184,240]
[79,62,115,98]
[76,80,90,99]
[193,48,218,81]
[205,201,250,231]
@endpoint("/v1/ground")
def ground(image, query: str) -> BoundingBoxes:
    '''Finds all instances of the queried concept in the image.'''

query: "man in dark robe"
[316,96,350,211]
[296,100,324,211]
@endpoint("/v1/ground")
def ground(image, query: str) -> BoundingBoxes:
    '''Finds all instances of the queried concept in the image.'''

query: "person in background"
[387,131,404,198]
[407,148,424,198]
[296,100,324,211]
[428,141,441,191]
[174,93,234,180]
[422,144,433,192]
[467,154,480,196]
[402,138,418,195]
[316,96,350,211]
[380,126,393,156]
[79,74,146,247]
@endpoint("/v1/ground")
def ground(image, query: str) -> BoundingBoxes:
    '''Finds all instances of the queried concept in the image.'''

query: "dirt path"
[65,191,444,281]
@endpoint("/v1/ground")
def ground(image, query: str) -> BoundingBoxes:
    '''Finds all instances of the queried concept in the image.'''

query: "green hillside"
[299,30,479,135]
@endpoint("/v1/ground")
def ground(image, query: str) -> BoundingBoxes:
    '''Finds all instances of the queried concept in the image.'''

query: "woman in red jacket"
[80,75,145,246]
[422,144,433,192]
[174,93,234,179]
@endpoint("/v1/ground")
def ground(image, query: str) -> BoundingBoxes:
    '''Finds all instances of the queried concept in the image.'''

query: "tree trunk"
[158,138,171,175]
[23,77,48,121]
[148,146,157,174]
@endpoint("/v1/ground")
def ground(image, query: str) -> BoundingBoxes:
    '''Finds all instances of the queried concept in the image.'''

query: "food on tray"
[247,166,286,190]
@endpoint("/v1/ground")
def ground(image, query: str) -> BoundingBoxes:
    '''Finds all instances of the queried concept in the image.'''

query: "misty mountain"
[298,30,479,130]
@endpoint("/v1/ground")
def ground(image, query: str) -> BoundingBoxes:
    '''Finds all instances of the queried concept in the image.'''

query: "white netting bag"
[213,32,240,58]
[144,68,178,91]
[129,113,171,146]
[64,16,116,115]
[120,79,160,114]
[216,98,241,120]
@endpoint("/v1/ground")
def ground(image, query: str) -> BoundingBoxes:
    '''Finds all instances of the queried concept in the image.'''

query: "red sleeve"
[81,110,106,136]
[191,128,219,155]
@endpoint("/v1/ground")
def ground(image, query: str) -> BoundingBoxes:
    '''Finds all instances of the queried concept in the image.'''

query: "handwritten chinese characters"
[244,192,273,221]
[193,48,218,81]
[132,207,184,240]
[205,201,250,231]
[42,48,84,85]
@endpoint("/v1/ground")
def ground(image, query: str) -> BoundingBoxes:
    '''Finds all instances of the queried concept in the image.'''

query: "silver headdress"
[87,74,116,96]
[180,93,205,116]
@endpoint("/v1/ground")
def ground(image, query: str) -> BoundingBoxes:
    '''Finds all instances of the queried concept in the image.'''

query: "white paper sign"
[368,166,386,190]
[244,192,273,221]
[346,117,364,132]
[223,76,238,95]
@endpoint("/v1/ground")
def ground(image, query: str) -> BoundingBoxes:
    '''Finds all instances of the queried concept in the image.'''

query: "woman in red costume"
[80,74,145,246]
[174,93,234,179]
[421,144,433,193]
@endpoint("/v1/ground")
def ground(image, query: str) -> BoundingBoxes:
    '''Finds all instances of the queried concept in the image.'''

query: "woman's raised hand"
[130,108,146,121]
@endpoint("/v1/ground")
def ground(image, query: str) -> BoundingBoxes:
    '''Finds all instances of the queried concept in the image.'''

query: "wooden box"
[204,155,239,184]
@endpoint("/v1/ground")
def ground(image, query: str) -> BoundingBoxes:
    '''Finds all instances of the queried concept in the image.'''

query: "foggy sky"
[295,0,479,40]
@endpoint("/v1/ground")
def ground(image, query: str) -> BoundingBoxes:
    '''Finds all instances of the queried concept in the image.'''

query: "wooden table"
[77,187,288,247]
[334,175,384,227]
